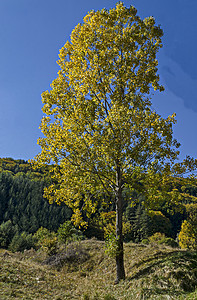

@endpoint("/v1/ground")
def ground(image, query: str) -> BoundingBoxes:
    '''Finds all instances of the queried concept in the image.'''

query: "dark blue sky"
[0,0,196,161]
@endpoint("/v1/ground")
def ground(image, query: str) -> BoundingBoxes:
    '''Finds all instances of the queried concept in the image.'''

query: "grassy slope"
[0,240,197,300]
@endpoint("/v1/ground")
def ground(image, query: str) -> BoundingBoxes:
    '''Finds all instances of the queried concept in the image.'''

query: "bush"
[33,227,58,255]
[8,232,36,252]
[33,226,51,243]
[160,237,178,248]
[141,238,149,245]
[57,221,84,244]
[147,232,178,248]
[178,220,197,250]
[43,242,89,268]
[0,220,19,248]
[41,236,58,256]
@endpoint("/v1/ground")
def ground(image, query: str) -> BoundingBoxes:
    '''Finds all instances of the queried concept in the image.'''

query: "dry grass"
[0,240,197,299]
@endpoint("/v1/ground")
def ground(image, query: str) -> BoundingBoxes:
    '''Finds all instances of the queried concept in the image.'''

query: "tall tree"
[34,2,196,282]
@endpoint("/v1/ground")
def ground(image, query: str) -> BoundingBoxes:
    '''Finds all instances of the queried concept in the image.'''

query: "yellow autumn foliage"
[33,2,183,225]
[178,220,196,250]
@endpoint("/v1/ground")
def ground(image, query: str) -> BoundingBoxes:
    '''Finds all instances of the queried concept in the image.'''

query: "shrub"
[141,238,149,245]
[33,226,51,243]
[41,236,58,256]
[178,220,197,250]
[0,220,19,248]
[43,242,89,268]
[33,227,58,255]
[8,232,36,252]
[160,237,178,248]
[57,221,84,244]
[148,232,178,248]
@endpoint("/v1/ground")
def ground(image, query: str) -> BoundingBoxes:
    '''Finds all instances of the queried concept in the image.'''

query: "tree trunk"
[115,166,125,283]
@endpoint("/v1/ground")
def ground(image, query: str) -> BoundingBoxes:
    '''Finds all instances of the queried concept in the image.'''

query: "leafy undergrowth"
[0,240,197,299]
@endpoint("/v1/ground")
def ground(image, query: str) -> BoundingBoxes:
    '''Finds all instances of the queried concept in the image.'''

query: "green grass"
[0,240,197,299]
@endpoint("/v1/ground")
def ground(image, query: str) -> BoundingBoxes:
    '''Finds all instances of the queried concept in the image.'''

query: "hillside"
[1,157,197,243]
[0,157,72,233]
[0,240,197,299]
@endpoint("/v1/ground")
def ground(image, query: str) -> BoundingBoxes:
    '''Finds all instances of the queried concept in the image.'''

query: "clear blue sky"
[0,0,196,161]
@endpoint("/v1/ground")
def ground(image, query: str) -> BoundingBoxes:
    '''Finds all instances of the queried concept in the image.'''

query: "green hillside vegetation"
[1,157,197,298]
[1,240,197,299]
[0,158,72,234]
[0,157,197,251]
[0,157,47,179]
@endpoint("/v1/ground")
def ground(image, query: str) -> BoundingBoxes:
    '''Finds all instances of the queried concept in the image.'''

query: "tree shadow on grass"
[127,250,197,298]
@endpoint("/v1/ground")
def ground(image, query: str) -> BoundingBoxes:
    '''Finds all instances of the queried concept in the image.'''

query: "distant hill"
[0,157,72,233]
[0,157,197,245]
[0,157,48,180]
